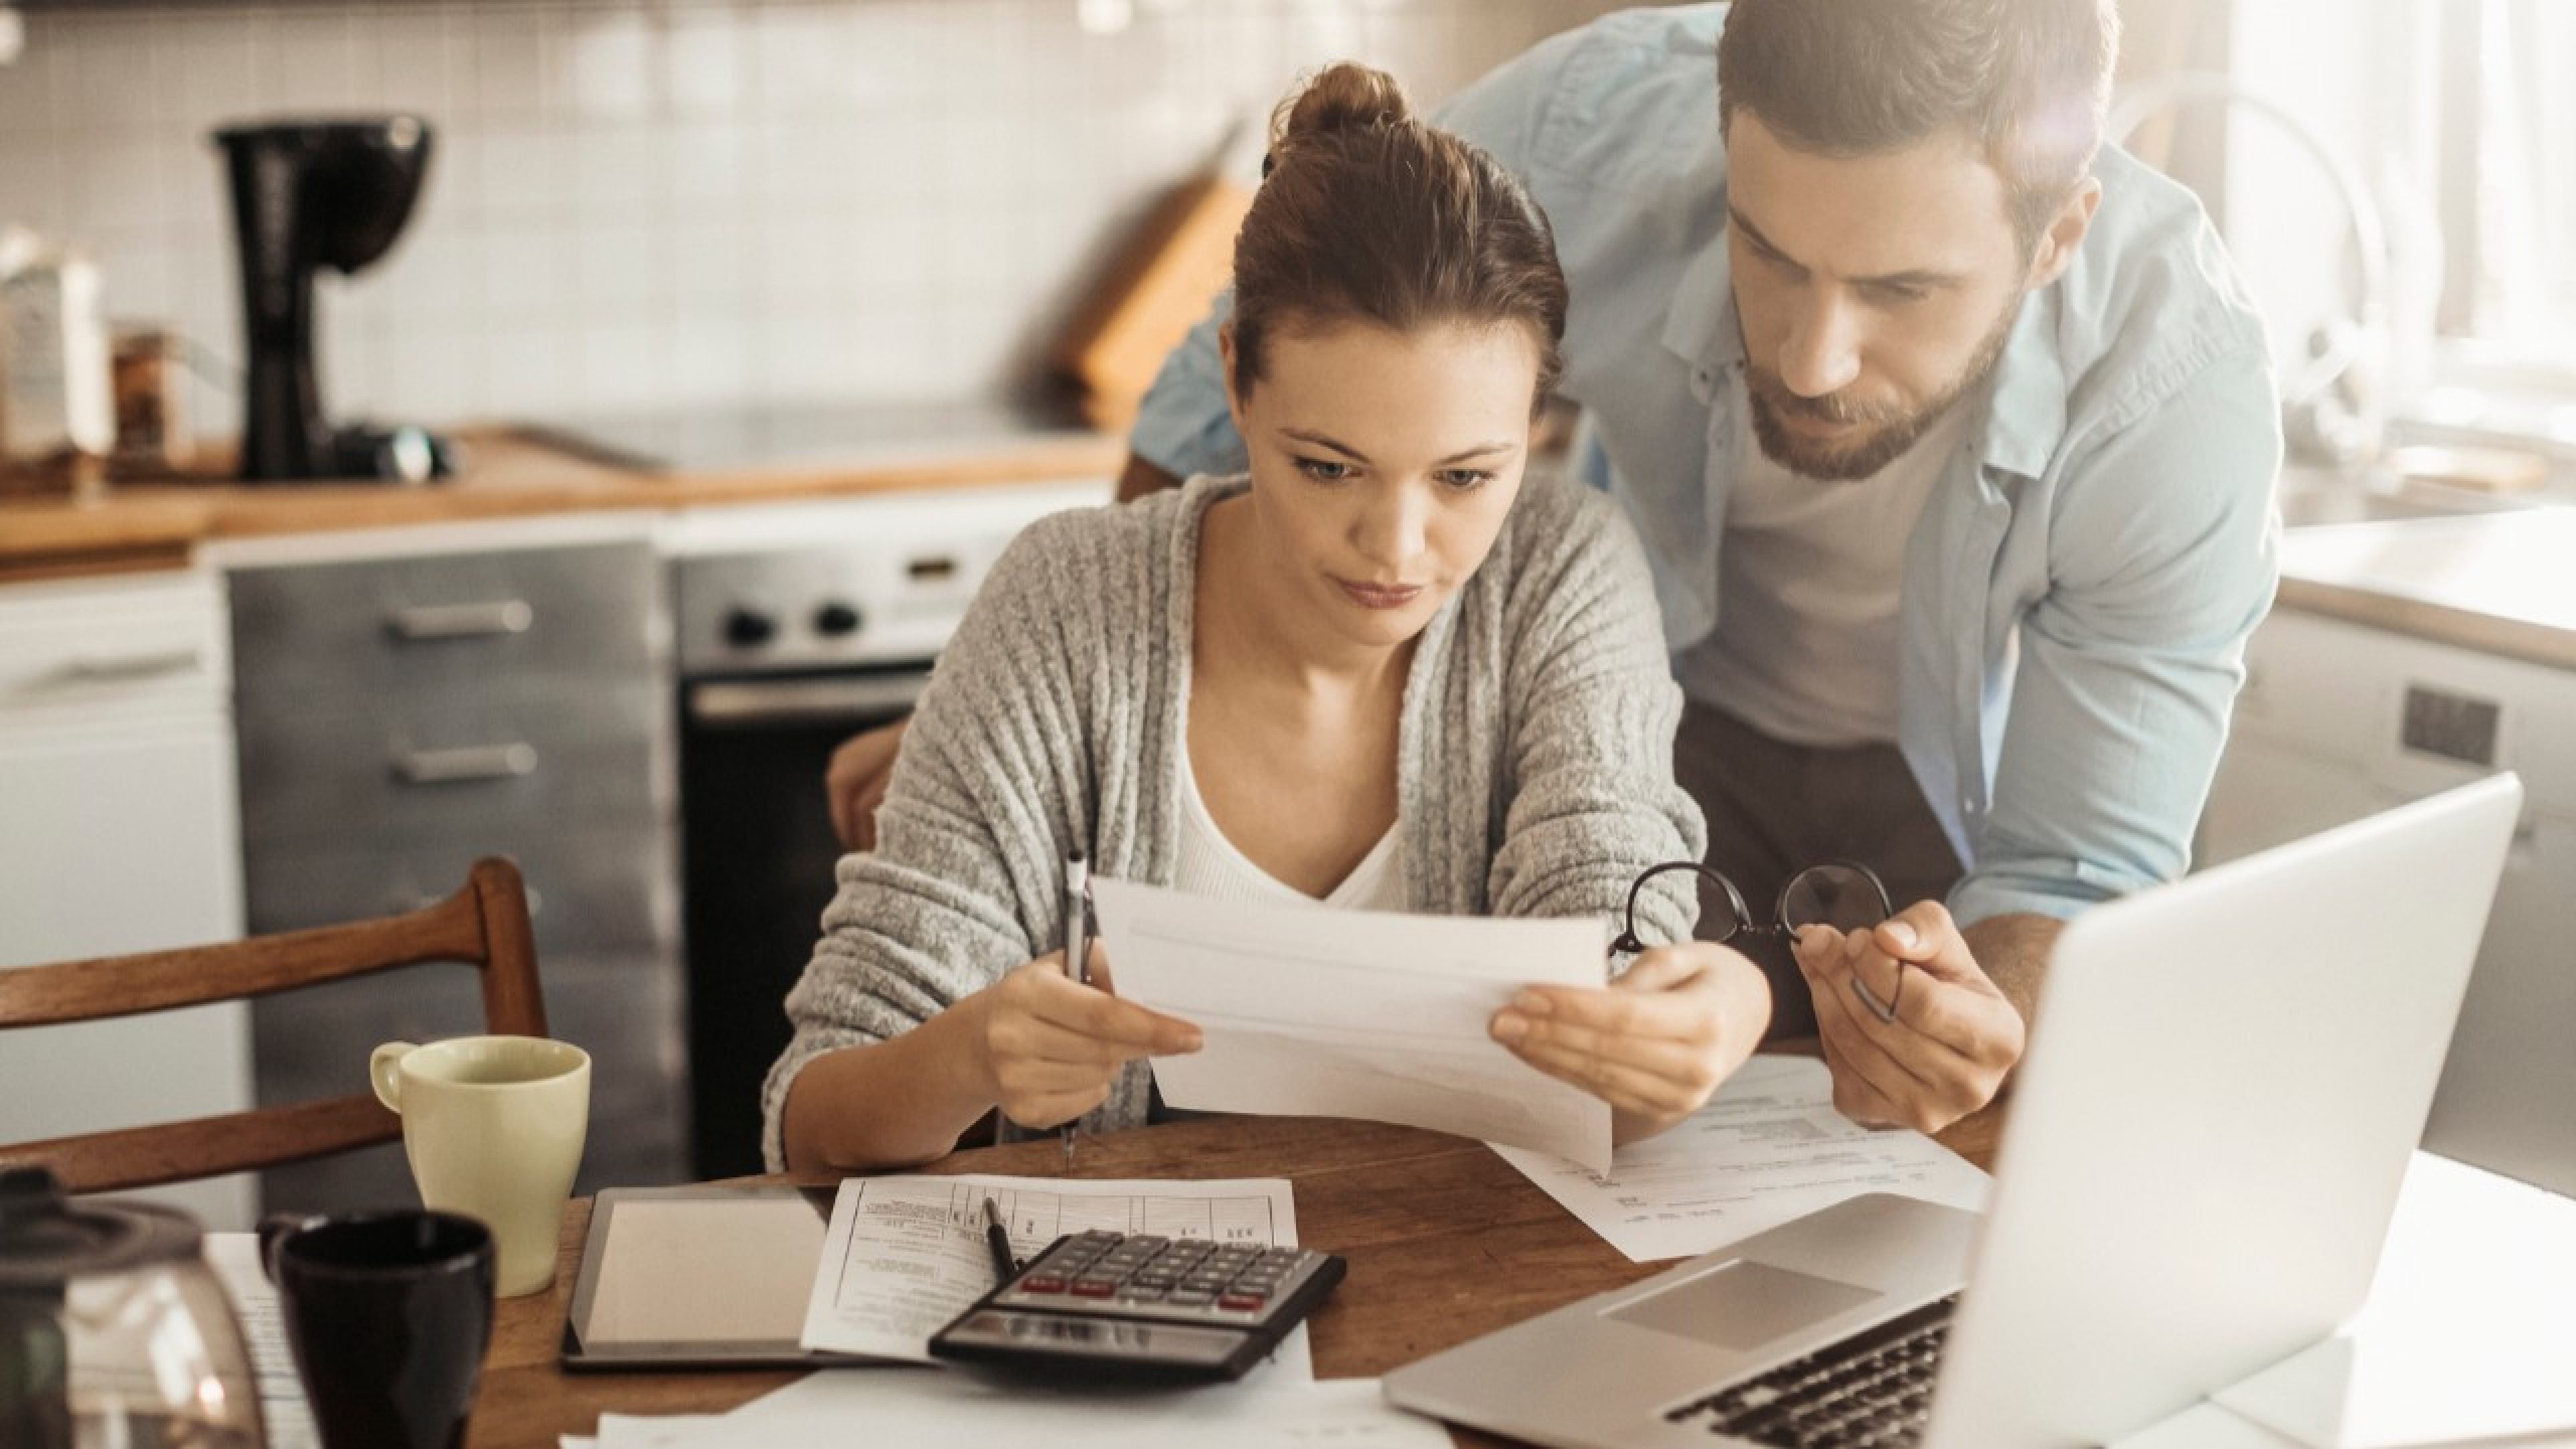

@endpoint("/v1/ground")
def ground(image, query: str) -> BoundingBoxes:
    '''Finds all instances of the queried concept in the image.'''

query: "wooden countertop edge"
[0,432,1126,582]
[2279,576,2576,673]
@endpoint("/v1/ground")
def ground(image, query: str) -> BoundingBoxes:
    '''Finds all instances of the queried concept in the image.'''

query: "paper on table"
[796,1173,1310,1379]
[583,1413,722,1448]
[652,1368,1447,1449]
[2211,1151,2576,1448]
[1089,876,1615,1172]
[205,1233,321,1449]
[1492,1055,1990,1261]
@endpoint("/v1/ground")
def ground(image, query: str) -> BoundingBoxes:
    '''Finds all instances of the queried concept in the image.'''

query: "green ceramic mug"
[368,1036,589,1297]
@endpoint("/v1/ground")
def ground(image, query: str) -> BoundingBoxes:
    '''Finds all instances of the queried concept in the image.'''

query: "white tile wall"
[0,0,1629,435]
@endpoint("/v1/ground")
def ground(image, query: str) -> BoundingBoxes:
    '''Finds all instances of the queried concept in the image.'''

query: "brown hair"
[1228,62,1568,407]
[1716,0,2120,250]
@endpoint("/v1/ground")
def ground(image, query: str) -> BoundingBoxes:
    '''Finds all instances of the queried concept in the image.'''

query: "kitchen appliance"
[669,480,1100,1177]
[215,117,455,483]
[0,1167,266,1449]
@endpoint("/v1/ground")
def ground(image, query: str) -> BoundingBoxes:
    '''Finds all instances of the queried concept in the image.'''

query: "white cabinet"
[0,568,254,1228]
[2203,606,2576,1188]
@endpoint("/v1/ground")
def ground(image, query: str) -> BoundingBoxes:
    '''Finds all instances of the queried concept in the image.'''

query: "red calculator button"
[1018,1276,1068,1293]
[1217,1291,1268,1311]
[1071,1279,1118,1297]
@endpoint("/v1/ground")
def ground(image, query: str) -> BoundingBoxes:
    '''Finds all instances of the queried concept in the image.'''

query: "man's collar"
[1658,230,2073,480]
[1978,287,2070,481]
[1661,233,1744,405]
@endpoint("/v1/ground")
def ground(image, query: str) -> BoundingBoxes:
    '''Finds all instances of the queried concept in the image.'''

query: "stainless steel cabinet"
[227,535,686,1214]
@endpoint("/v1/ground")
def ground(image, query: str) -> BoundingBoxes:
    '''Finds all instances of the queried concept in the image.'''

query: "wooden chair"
[0,857,546,1193]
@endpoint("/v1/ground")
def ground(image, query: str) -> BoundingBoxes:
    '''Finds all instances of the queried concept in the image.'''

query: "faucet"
[2110,72,2394,470]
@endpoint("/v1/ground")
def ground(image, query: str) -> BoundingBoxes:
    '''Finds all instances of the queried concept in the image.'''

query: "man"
[833,0,2280,1135]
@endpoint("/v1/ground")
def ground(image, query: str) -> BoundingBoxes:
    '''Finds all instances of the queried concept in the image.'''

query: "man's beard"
[1745,295,2021,482]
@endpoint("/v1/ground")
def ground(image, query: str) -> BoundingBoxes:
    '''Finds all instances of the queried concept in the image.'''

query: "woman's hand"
[967,946,1203,1130]
[1489,941,1772,1142]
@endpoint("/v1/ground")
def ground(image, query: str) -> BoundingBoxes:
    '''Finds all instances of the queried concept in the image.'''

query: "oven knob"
[814,602,863,637]
[723,608,777,649]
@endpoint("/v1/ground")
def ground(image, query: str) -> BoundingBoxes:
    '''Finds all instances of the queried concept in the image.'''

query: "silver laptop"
[1385,773,2524,1449]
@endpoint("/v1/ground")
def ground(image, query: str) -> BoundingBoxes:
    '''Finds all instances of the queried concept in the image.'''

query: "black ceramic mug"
[259,1210,496,1449]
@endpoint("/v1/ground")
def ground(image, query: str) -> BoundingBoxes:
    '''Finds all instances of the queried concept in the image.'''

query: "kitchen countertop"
[2277,506,2576,672]
[0,419,1124,583]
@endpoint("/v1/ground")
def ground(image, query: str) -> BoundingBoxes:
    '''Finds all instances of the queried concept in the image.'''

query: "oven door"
[680,667,926,1178]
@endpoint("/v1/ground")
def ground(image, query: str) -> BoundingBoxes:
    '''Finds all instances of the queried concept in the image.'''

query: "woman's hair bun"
[1274,62,1412,154]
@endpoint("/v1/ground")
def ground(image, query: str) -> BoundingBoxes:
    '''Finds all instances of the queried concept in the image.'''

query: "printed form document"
[1091,877,1613,1172]
[797,1173,1311,1378]
[1493,1055,1990,1262]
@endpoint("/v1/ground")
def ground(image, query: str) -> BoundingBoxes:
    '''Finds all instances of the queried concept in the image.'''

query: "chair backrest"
[0,857,546,1193]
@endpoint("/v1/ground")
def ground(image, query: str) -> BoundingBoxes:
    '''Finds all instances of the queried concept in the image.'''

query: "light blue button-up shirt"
[1130,5,2282,924]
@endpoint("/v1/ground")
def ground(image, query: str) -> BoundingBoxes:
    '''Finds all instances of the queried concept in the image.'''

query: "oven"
[667,482,1102,1177]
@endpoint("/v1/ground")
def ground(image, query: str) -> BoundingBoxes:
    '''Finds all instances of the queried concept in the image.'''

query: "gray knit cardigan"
[760,472,1707,1169]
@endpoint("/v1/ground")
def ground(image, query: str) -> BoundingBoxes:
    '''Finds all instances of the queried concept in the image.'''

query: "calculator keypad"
[995,1230,1328,1328]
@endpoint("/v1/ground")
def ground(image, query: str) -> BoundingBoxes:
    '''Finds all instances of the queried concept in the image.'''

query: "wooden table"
[473,1079,2006,1448]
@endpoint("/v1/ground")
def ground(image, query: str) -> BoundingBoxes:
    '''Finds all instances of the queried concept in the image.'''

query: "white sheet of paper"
[205,1233,321,1449]
[1491,1055,1991,1261]
[2211,1151,2576,1448]
[796,1173,1309,1379]
[588,1414,721,1448]
[1089,877,1614,1172]
[653,1369,1446,1449]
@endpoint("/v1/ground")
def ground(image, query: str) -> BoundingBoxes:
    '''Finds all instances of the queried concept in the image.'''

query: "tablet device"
[561,1183,867,1370]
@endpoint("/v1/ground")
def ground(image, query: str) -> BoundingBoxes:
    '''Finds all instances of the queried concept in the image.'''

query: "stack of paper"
[1493,1055,1991,1262]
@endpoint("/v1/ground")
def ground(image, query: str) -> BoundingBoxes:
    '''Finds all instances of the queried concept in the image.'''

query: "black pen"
[981,1195,1019,1285]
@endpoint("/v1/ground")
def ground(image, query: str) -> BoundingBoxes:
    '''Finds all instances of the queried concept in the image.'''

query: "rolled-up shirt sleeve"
[1127,294,1246,480]
[1953,344,2282,924]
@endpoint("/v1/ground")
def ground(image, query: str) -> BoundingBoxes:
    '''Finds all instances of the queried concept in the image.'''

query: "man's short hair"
[1716,0,2121,250]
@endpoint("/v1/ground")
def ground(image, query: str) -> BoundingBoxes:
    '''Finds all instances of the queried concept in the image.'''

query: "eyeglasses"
[1611,859,1898,1017]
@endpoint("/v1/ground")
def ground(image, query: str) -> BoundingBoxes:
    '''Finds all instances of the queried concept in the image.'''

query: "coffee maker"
[216,117,458,483]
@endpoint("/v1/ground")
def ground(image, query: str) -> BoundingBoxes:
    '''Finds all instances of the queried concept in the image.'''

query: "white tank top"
[1171,743,1406,910]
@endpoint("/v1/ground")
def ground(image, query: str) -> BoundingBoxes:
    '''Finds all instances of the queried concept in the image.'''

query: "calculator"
[928,1229,1346,1381]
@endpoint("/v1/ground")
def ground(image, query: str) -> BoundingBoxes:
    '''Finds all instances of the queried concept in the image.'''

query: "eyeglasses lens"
[1781,865,1887,934]
[1697,889,1750,942]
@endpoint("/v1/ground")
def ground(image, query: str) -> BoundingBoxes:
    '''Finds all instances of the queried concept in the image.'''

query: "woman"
[767,64,1772,1173]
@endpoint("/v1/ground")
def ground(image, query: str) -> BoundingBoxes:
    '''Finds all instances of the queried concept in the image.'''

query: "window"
[2206,0,2576,447]
[2438,0,2576,378]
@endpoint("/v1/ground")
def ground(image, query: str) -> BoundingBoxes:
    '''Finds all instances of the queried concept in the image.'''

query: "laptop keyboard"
[1662,1294,1957,1447]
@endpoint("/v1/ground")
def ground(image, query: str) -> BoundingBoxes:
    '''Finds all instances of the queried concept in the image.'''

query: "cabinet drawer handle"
[386,600,534,641]
[392,742,538,784]
[60,647,207,683]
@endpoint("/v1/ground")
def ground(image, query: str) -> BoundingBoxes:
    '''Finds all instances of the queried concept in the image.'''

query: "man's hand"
[1794,901,2027,1134]
[825,717,910,851]
[1491,941,1772,1141]
[968,946,1201,1131]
